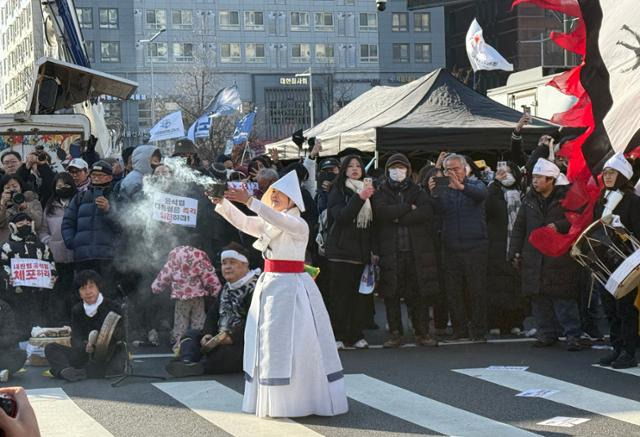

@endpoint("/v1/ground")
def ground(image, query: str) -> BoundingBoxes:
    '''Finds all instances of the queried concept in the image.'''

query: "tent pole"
[374,150,379,169]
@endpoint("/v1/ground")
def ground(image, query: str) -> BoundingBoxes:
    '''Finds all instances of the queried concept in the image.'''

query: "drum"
[94,311,122,362]
[570,214,640,299]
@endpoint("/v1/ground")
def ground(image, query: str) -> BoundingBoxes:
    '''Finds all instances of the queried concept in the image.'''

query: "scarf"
[502,187,522,259]
[83,293,104,318]
[345,179,373,229]
[228,269,261,290]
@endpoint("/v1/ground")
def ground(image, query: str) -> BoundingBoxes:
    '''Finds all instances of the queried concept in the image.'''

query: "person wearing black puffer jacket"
[326,155,375,350]
[592,153,640,369]
[61,161,120,298]
[372,153,439,348]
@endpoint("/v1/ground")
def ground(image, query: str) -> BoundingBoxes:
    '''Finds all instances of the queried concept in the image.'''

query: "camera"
[376,0,387,11]
[11,191,25,205]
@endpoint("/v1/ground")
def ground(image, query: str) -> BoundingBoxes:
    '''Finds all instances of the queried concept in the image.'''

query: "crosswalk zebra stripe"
[153,381,322,436]
[592,364,640,377]
[454,368,640,426]
[344,374,542,436]
[27,388,113,437]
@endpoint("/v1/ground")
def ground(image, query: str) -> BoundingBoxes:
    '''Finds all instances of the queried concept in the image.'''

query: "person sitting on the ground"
[165,243,258,377]
[0,299,27,382]
[44,270,125,382]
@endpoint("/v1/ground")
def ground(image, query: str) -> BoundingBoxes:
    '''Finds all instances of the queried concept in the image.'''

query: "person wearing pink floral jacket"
[152,246,222,345]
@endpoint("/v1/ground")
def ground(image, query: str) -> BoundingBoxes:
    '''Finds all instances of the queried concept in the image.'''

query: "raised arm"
[247,198,308,237]
[215,198,264,238]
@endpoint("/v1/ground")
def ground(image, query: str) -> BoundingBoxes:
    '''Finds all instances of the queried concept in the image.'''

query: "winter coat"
[508,186,581,298]
[61,186,120,262]
[0,191,43,244]
[325,182,371,264]
[434,177,488,251]
[593,190,640,237]
[0,231,57,293]
[40,199,75,264]
[151,246,222,300]
[485,182,524,307]
[0,298,20,349]
[118,145,157,200]
[17,163,55,208]
[371,180,439,298]
[215,272,258,340]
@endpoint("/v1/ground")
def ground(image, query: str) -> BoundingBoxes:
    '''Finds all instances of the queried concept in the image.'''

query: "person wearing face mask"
[0,212,57,340]
[592,153,640,368]
[40,173,78,324]
[485,162,527,337]
[116,145,162,201]
[372,153,440,348]
[430,154,489,342]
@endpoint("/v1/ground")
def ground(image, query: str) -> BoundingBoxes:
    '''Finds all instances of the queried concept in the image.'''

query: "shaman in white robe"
[215,197,348,418]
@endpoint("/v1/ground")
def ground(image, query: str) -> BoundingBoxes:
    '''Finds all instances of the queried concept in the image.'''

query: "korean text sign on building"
[152,192,198,227]
[11,259,53,289]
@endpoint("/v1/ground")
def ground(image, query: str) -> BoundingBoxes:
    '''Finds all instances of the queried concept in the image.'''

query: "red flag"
[511,0,582,17]
[550,94,593,128]
[550,20,586,56]
[547,64,585,97]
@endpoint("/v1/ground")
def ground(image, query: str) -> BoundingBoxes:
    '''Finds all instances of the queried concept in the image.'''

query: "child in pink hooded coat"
[152,246,222,345]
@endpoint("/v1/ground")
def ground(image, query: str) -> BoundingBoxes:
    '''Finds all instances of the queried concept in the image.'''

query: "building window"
[99,8,118,29]
[77,8,93,29]
[393,43,410,63]
[392,13,408,32]
[85,41,94,63]
[314,13,334,31]
[291,43,311,63]
[100,42,120,63]
[246,43,265,63]
[315,44,334,63]
[359,13,377,31]
[172,10,193,30]
[145,9,166,30]
[148,42,168,62]
[244,11,264,30]
[360,44,378,63]
[220,43,241,63]
[415,43,432,63]
[290,12,309,31]
[414,12,430,32]
[219,11,240,30]
[173,43,194,62]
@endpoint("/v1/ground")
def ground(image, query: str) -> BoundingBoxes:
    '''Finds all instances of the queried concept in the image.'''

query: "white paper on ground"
[537,417,590,428]
[516,389,559,398]
[486,366,529,371]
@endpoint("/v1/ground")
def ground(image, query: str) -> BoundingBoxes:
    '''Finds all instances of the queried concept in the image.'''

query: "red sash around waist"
[264,259,304,273]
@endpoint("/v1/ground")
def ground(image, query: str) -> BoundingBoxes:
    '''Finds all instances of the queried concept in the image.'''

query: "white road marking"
[592,364,640,377]
[454,367,640,426]
[154,380,322,437]
[27,388,113,437]
[345,374,541,436]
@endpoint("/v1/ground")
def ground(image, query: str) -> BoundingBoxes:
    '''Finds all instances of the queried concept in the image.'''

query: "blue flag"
[187,115,212,142]
[205,85,242,117]
[232,110,257,145]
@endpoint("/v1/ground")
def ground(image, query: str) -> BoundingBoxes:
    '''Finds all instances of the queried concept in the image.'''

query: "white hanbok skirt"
[242,271,348,418]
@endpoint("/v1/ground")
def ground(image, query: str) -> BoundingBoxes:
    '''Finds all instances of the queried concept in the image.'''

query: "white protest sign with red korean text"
[152,192,198,227]
[11,259,53,289]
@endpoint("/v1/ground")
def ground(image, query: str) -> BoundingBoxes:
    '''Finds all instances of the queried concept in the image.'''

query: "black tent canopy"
[271,68,581,158]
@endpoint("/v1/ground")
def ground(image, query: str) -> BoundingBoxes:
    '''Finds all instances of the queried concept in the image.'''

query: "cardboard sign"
[152,192,198,227]
[227,181,259,196]
[11,259,53,289]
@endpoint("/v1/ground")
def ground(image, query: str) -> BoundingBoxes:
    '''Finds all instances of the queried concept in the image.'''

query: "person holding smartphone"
[325,155,375,349]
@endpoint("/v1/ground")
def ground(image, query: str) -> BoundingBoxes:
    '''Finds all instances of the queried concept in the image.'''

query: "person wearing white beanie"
[592,152,640,369]
[508,158,585,351]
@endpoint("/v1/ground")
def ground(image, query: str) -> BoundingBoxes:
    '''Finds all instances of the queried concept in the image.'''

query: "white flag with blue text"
[205,85,242,117]
[187,115,212,141]
[149,111,185,142]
